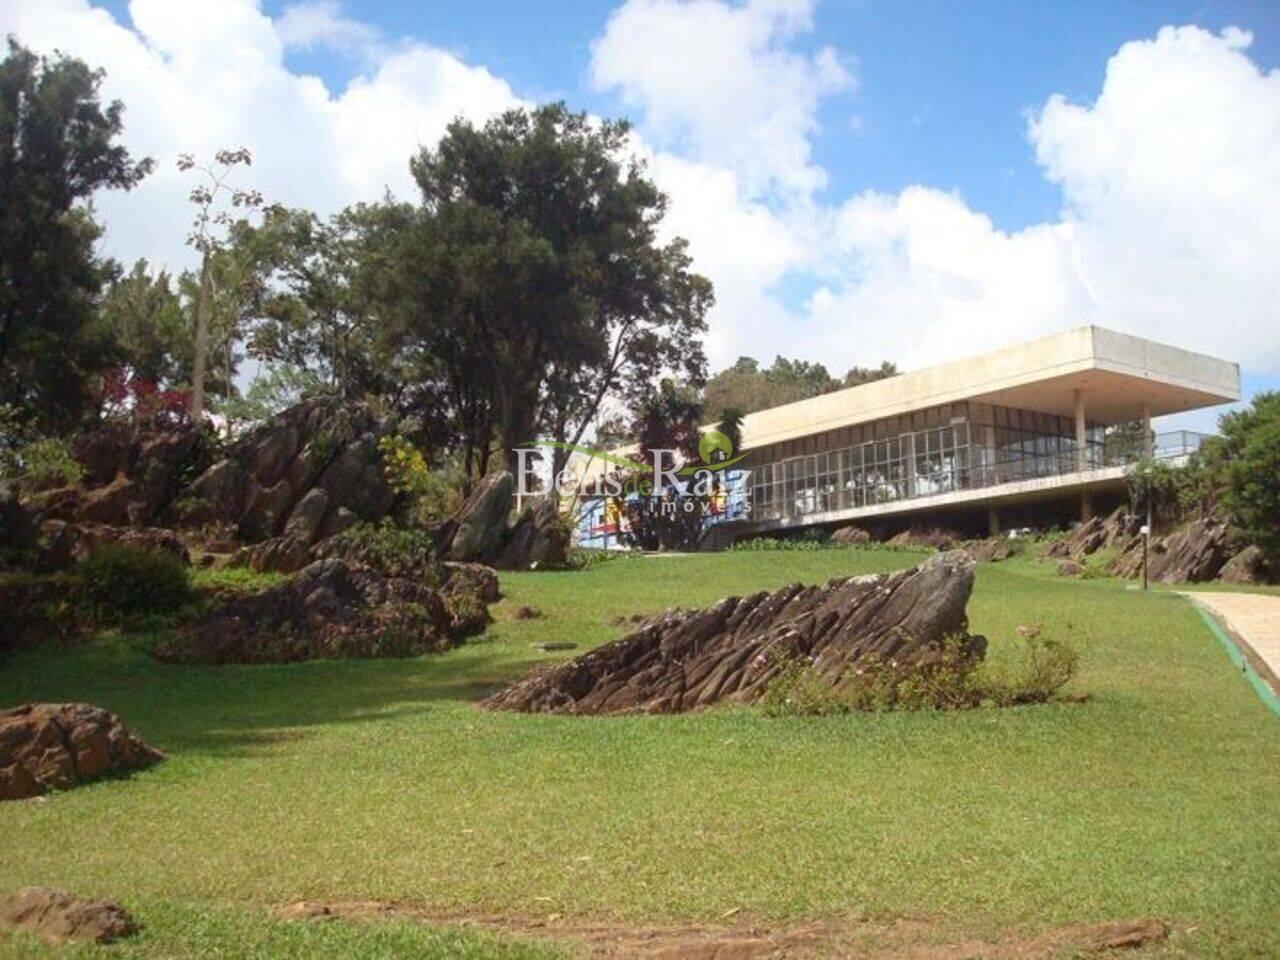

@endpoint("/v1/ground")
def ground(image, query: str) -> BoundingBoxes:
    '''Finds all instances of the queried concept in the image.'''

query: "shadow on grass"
[0,622,555,761]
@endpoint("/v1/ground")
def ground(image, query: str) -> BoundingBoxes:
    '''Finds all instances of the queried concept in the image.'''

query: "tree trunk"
[189,252,214,421]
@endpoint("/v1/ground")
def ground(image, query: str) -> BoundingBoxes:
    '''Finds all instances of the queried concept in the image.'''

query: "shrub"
[328,521,441,583]
[378,434,463,525]
[76,543,191,618]
[761,631,1080,716]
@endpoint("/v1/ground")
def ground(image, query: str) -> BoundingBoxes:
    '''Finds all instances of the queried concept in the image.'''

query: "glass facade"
[748,401,1117,524]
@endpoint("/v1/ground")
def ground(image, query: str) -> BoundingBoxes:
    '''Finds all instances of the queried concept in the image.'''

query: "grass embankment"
[1,549,1278,957]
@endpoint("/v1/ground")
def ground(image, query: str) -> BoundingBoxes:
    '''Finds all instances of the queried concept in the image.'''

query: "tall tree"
[178,147,264,421]
[0,38,151,432]
[99,259,188,387]
[400,103,712,480]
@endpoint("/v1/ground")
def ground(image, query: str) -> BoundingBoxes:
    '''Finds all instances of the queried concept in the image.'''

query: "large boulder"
[498,495,569,569]
[447,472,514,562]
[0,887,137,944]
[484,552,979,715]
[1219,545,1274,585]
[155,557,492,664]
[0,703,164,801]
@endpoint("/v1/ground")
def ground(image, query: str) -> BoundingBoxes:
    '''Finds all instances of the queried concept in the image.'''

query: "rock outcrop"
[0,703,164,801]
[155,556,496,664]
[1046,506,1141,562]
[441,474,569,570]
[35,520,190,572]
[886,526,964,550]
[830,525,870,545]
[961,538,1013,563]
[1110,515,1234,584]
[0,887,137,944]
[484,552,979,715]
[1219,545,1274,585]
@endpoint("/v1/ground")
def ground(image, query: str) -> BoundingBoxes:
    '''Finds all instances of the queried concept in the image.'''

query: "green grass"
[2,548,1278,957]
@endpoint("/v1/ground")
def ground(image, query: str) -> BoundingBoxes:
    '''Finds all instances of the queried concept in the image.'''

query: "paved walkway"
[1185,591,1280,696]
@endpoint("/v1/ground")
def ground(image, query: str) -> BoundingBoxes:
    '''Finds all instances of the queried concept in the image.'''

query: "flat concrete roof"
[737,325,1239,451]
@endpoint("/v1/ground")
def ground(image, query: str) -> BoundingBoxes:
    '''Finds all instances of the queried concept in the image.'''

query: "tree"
[178,147,265,421]
[703,355,896,419]
[1203,392,1280,559]
[399,103,712,481]
[99,259,189,387]
[0,38,152,433]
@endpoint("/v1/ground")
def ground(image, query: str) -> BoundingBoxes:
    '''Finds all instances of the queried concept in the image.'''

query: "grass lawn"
[2,548,1278,958]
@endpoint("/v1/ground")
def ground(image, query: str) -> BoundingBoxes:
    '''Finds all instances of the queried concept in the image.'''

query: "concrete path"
[1185,592,1280,696]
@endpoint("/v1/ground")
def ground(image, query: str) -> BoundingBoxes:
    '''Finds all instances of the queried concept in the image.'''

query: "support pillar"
[1141,400,1153,458]
[987,506,1000,538]
[1073,388,1087,473]
[1082,490,1093,522]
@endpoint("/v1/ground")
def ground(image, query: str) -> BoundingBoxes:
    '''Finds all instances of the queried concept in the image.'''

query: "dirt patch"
[275,901,1169,959]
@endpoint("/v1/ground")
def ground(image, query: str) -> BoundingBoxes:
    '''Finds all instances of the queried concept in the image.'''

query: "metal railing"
[747,430,1212,524]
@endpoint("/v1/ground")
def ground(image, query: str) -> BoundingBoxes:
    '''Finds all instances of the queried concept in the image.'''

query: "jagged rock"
[246,535,311,574]
[284,488,331,546]
[0,887,137,944]
[442,561,501,603]
[183,459,258,525]
[962,538,1012,563]
[316,437,393,522]
[74,476,143,526]
[498,495,569,569]
[484,552,979,715]
[248,424,302,488]
[0,703,164,800]
[238,479,294,542]
[886,526,962,550]
[317,505,358,541]
[830,525,870,545]
[36,521,190,572]
[155,557,486,664]
[71,424,133,486]
[1047,506,1140,561]
[1111,516,1233,583]
[1219,545,1274,585]
[448,472,514,562]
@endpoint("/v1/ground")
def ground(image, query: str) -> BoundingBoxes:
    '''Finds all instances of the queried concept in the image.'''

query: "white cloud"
[0,0,520,273]
[276,0,384,62]
[590,0,853,197]
[2,1,1277,391]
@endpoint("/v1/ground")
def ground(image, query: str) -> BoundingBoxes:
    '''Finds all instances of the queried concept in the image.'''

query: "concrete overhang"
[737,325,1239,450]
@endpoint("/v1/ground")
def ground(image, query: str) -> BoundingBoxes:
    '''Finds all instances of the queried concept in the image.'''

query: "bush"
[328,521,441,582]
[986,634,1081,707]
[76,543,191,618]
[761,631,1080,716]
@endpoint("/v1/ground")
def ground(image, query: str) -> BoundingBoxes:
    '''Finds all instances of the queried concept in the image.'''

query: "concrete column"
[1141,400,1153,458]
[1082,490,1093,522]
[1073,389,1087,473]
[987,506,1000,538]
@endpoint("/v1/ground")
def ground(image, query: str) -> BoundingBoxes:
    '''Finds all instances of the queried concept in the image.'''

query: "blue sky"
[12,1,1280,429]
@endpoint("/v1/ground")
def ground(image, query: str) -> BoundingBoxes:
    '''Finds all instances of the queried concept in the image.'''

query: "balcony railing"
[747,430,1212,525]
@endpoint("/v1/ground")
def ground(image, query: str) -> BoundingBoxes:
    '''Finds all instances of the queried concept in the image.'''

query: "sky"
[4,0,1279,431]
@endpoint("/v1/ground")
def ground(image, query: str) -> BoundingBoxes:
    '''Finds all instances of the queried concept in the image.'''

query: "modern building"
[575,326,1239,547]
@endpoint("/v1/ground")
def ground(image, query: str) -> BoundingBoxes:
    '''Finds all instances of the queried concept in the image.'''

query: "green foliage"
[985,631,1082,707]
[704,355,897,419]
[0,39,152,433]
[329,521,441,583]
[1126,456,1188,527]
[1207,391,1280,560]
[76,543,191,618]
[761,631,1080,716]
[99,258,190,387]
[0,436,83,488]
[378,434,463,525]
